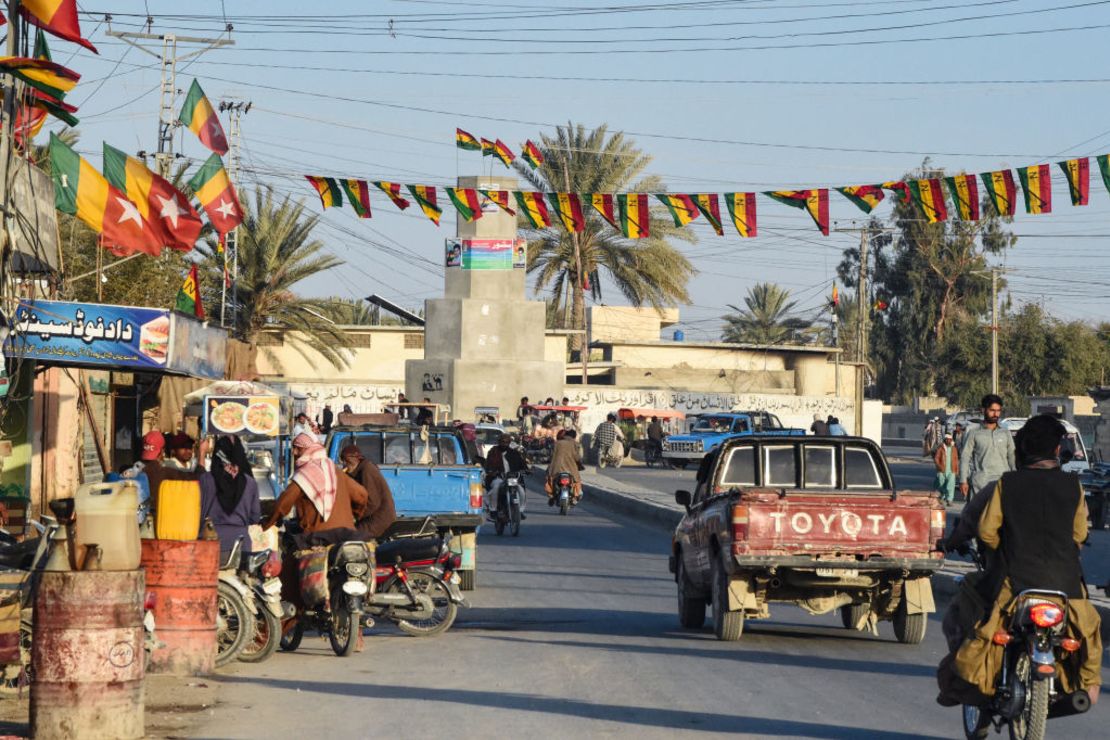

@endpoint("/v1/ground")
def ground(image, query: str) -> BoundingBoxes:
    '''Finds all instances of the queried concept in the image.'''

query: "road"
[192,475,1107,739]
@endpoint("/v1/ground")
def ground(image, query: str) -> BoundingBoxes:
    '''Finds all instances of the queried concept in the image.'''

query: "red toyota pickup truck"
[669,436,946,643]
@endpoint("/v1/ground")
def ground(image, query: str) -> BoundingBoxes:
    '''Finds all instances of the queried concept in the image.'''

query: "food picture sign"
[204,396,281,438]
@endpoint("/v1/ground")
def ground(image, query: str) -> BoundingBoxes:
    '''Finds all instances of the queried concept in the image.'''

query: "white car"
[474,423,506,459]
[1000,417,1090,473]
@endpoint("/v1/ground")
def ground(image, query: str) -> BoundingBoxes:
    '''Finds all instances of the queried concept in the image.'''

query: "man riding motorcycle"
[546,429,582,506]
[592,413,625,470]
[936,414,1102,706]
[483,434,529,519]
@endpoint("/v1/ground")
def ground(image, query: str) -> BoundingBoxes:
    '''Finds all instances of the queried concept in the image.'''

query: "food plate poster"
[204,396,282,438]
[5,299,173,371]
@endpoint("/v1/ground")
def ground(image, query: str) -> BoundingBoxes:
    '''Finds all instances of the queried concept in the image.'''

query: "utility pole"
[560,158,587,386]
[219,100,250,329]
[855,228,869,437]
[0,1,22,310]
[991,267,999,395]
[105,25,234,177]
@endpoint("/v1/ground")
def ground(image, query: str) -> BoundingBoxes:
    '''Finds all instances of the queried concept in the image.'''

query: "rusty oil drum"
[30,570,145,740]
[141,539,219,675]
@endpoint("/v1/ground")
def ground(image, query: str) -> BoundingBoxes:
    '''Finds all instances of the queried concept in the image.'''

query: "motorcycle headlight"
[346,562,369,577]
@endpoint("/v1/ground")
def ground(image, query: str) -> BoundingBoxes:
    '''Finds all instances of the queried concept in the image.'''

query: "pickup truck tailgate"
[380,465,482,516]
[737,490,943,559]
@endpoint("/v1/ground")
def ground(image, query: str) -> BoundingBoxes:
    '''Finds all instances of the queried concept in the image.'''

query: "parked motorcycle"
[237,549,288,664]
[280,536,374,657]
[215,541,254,667]
[553,471,578,516]
[367,521,466,636]
[490,471,525,537]
[961,589,1091,740]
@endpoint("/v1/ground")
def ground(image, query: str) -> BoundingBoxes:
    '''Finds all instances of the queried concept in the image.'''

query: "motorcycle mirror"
[675,490,692,508]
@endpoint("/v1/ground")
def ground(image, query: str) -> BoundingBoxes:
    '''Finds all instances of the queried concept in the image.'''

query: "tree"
[201,187,351,369]
[515,122,694,354]
[721,282,812,345]
[838,164,1016,403]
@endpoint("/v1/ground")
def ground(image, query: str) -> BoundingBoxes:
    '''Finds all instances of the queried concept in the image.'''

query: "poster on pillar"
[513,239,527,269]
[445,238,462,268]
[461,239,514,270]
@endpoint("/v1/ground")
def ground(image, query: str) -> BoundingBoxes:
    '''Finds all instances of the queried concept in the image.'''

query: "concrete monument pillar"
[406,176,566,421]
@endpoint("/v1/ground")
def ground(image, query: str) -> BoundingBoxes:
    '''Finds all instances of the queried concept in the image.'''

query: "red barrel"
[30,570,145,740]
[141,539,219,675]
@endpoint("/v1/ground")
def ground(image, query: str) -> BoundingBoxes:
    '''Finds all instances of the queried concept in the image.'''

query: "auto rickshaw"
[521,405,587,464]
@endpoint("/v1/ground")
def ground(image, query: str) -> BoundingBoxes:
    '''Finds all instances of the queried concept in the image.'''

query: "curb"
[580,476,1110,639]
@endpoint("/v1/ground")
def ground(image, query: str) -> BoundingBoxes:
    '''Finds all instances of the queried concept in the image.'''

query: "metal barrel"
[30,570,145,740]
[141,539,219,675]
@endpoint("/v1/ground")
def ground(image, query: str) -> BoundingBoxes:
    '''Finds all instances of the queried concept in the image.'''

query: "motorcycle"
[961,589,1091,740]
[367,519,467,636]
[280,536,375,657]
[215,540,254,667]
[236,549,288,664]
[553,471,578,516]
[490,471,525,537]
[643,437,667,468]
[522,435,552,465]
[596,439,624,469]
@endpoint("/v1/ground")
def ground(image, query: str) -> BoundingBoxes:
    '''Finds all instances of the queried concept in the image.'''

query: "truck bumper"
[730,554,943,574]
[662,451,704,461]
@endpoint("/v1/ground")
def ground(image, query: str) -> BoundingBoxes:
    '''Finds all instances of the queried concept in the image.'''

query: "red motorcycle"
[366,518,467,637]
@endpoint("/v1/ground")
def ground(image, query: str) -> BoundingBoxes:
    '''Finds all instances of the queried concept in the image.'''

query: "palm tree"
[202,187,351,369]
[515,123,695,353]
[722,283,812,345]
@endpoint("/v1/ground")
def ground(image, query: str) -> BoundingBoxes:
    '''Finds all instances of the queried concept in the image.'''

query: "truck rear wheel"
[839,603,869,631]
[711,558,744,641]
[893,600,927,644]
[676,559,706,629]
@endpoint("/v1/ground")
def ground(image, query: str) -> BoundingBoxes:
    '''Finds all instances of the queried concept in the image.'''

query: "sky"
[47,0,1110,339]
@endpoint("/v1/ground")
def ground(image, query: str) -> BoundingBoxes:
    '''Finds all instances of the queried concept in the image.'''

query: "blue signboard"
[6,300,171,370]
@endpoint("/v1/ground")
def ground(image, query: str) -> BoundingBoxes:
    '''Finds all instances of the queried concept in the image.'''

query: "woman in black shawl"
[199,436,261,558]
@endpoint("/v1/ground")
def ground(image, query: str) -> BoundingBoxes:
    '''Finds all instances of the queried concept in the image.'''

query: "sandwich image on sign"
[139,315,169,363]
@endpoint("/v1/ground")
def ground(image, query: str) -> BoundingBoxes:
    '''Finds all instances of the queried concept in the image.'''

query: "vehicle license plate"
[815,568,854,577]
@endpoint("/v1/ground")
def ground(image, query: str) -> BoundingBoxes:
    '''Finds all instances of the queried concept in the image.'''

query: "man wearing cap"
[164,433,198,472]
[933,432,959,505]
[483,434,529,518]
[339,444,397,539]
[140,431,206,518]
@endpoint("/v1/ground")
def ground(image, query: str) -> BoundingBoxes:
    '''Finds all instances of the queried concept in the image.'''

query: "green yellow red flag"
[493,139,515,168]
[836,185,884,214]
[104,143,202,251]
[764,190,829,236]
[456,128,481,151]
[187,153,243,236]
[944,174,980,221]
[49,133,162,256]
[590,193,619,233]
[980,170,1017,217]
[341,179,372,218]
[478,189,515,216]
[1057,158,1089,206]
[174,264,204,319]
[1017,164,1052,214]
[907,179,948,223]
[547,192,586,233]
[407,185,442,225]
[21,0,97,53]
[0,56,79,101]
[514,191,550,228]
[446,187,483,222]
[655,194,699,227]
[178,79,228,155]
[618,194,651,239]
[692,194,723,236]
[881,181,910,204]
[522,140,544,168]
[373,181,411,211]
[480,138,495,157]
[304,176,343,209]
[724,192,757,237]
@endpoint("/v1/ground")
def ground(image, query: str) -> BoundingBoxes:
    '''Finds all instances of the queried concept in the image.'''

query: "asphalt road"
[192,475,1107,739]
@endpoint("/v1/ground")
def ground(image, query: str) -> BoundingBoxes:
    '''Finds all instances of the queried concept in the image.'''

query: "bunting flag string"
[1058,158,1089,207]
[515,191,551,228]
[590,193,619,232]
[305,175,343,209]
[1017,164,1052,215]
[341,179,372,218]
[836,185,884,214]
[765,190,829,236]
[692,194,723,236]
[945,174,980,221]
[548,192,586,233]
[981,170,1017,217]
[724,192,757,238]
[479,189,516,216]
[618,193,651,239]
[446,187,483,222]
[407,185,442,225]
[656,194,699,227]
[907,179,948,223]
[373,181,411,211]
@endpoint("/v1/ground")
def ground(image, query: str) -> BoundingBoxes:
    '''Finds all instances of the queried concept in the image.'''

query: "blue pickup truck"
[325,425,485,590]
[661,411,805,468]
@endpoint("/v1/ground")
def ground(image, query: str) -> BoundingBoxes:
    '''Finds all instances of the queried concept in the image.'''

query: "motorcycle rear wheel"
[329,595,358,657]
[1008,654,1049,740]
[215,582,253,667]
[239,607,281,664]
[559,497,569,515]
[279,619,304,652]
[391,572,458,637]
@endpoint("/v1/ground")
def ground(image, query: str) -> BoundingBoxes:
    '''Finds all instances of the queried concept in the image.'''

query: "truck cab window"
[764,446,796,487]
[731,419,750,433]
[383,433,411,465]
[767,413,783,429]
[844,447,882,488]
[803,446,836,488]
[720,446,755,487]
[438,436,458,465]
[412,435,440,465]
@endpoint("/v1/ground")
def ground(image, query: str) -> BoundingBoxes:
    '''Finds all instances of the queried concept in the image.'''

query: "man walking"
[958,394,1015,502]
[933,432,959,505]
